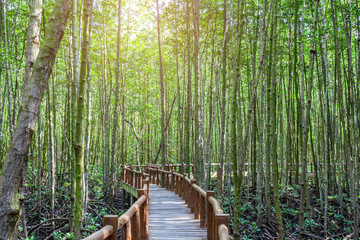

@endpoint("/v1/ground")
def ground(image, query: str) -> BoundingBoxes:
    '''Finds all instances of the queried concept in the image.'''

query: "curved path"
[149,184,207,240]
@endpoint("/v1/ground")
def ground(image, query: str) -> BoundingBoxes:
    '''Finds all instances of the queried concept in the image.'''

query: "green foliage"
[24,236,37,240]
[53,231,74,240]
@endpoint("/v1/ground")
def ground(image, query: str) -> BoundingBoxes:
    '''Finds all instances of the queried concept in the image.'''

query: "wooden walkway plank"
[149,184,207,240]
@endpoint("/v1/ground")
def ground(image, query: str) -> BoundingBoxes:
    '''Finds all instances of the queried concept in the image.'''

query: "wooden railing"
[81,161,334,239]
[130,162,326,175]
[82,166,149,240]
[82,164,230,240]
[146,165,231,240]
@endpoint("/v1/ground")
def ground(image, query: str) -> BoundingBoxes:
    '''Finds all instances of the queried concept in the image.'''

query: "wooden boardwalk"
[149,184,207,240]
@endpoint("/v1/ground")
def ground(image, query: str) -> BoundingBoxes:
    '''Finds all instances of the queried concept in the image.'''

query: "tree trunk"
[74,0,91,238]
[70,0,79,232]
[184,0,192,175]
[110,0,122,205]
[23,0,42,94]
[156,0,166,186]
[298,0,318,238]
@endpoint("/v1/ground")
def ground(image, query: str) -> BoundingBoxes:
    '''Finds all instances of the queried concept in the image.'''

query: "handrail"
[82,167,150,240]
[218,224,230,240]
[82,164,230,240]
[209,196,223,214]
[82,225,113,240]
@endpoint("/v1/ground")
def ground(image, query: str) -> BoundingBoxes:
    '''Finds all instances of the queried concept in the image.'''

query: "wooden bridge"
[82,164,230,240]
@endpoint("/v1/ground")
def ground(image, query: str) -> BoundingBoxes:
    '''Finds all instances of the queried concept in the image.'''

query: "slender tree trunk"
[205,12,217,188]
[184,0,192,175]
[74,0,91,238]
[83,0,93,216]
[175,0,183,170]
[46,84,56,228]
[298,0,318,238]
[193,0,203,186]
[70,0,80,232]
[218,0,228,204]
[156,0,166,184]
[110,0,122,205]
[267,0,284,237]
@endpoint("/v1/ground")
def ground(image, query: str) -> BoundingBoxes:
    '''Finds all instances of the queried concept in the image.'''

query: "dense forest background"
[0,0,359,239]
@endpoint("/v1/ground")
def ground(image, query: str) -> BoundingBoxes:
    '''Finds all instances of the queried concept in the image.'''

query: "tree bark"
[74,0,91,238]
[23,0,43,94]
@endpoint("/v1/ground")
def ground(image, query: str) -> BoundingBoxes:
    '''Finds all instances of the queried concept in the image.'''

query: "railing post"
[194,191,200,220]
[134,172,138,188]
[179,175,182,197]
[206,191,215,240]
[122,166,126,182]
[138,172,141,188]
[156,169,160,185]
[131,206,141,240]
[214,214,230,240]
[150,168,153,183]
[200,194,206,228]
[166,172,170,190]
[176,175,180,196]
[103,215,118,240]
[129,166,133,186]
[121,220,131,240]
[161,172,165,188]
[136,172,138,188]
[136,172,140,189]
[138,189,149,240]
[145,178,150,198]
[183,174,188,202]
[152,169,155,184]
[140,172,143,188]
[171,171,175,191]
[190,179,196,212]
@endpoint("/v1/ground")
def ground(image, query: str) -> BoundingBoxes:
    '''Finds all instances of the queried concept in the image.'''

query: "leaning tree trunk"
[0,0,71,238]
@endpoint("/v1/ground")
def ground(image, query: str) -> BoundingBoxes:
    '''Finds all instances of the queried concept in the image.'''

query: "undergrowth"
[209,178,359,240]
[19,166,127,240]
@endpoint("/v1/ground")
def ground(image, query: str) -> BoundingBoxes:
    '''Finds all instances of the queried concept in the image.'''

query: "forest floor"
[19,174,127,240]
[209,179,357,240]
